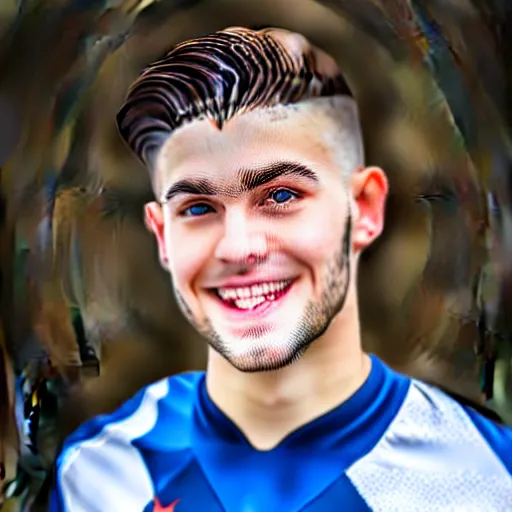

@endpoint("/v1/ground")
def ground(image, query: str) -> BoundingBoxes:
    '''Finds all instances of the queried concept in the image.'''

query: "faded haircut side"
[116,27,356,171]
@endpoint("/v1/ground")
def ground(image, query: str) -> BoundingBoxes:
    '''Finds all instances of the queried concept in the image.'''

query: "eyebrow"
[164,161,318,202]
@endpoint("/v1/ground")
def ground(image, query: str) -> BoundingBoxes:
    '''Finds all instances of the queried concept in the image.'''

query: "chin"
[216,334,307,373]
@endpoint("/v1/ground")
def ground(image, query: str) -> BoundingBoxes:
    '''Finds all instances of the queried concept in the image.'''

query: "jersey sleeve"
[48,383,167,512]
[49,429,155,512]
[464,406,512,475]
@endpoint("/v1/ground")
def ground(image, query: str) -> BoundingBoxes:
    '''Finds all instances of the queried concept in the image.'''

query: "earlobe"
[351,166,388,252]
[144,202,169,267]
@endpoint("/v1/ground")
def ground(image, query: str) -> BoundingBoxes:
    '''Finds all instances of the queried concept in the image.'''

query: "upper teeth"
[217,280,291,300]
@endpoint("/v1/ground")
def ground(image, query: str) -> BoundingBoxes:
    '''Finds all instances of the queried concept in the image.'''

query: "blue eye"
[270,189,297,204]
[182,203,213,217]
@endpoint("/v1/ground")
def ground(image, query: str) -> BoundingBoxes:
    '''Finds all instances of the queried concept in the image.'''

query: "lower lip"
[212,282,295,321]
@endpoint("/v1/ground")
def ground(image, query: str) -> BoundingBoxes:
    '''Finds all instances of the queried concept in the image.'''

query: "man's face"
[145,97,387,372]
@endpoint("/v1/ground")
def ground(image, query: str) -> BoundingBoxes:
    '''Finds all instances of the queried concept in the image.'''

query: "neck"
[205,294,370,450]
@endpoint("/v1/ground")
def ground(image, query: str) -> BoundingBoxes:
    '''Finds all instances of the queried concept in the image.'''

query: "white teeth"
[233,296,266,310]
[218,288,237,300]
[251,284,263,296]
[217,280,291,302]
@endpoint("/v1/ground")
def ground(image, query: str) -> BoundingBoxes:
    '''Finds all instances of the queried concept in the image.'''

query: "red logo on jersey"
[153,497,180,511]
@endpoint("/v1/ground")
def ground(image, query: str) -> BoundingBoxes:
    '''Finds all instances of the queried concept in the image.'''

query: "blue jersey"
[50,356,512,511]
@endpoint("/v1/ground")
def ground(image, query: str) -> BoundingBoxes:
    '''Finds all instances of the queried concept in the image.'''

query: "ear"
[350,166,388,252]
[144,201,169,268]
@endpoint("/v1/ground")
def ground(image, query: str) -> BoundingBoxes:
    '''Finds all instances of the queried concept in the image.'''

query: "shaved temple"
[116,27,360,171]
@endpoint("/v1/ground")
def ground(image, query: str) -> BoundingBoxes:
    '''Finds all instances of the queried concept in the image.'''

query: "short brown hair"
[116,27,352,168]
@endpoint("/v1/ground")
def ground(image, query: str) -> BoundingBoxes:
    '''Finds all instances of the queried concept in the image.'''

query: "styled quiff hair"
[116,26,353,167]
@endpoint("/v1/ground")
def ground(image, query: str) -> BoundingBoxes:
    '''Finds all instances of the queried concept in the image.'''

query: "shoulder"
[391,380,512,474]
[50,372,204,512]
[346,378,512,510]
[395,380,512,470]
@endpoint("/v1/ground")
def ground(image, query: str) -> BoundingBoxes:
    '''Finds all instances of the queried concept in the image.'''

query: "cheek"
[289,200,348,264]
[292,224,344,264]
[165,227,211,291]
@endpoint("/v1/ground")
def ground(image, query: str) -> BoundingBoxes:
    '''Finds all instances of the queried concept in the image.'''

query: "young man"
[51,27,512,511]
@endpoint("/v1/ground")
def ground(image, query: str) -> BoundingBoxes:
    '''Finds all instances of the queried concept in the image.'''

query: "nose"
[214,209,268,265]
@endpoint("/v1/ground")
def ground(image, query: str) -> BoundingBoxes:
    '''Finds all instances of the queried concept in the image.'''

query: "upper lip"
[208,276,297,289]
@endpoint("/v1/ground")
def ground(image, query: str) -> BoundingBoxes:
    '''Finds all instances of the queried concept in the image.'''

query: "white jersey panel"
[346,381,512,512]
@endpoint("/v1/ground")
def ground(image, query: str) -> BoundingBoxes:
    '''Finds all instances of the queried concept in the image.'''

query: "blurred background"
[1,0,512,509]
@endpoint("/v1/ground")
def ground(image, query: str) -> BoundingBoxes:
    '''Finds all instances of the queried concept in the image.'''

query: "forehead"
[153,96,360,196]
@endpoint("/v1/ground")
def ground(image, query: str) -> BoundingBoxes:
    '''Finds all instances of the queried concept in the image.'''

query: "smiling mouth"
[213,280,294,310]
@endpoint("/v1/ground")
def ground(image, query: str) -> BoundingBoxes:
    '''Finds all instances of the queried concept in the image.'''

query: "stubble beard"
[174,214,352,373]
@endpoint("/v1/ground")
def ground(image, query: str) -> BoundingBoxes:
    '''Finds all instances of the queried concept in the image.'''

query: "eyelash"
[179,203,215,218]
[261,187,300,210]
[178,187,301,218]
